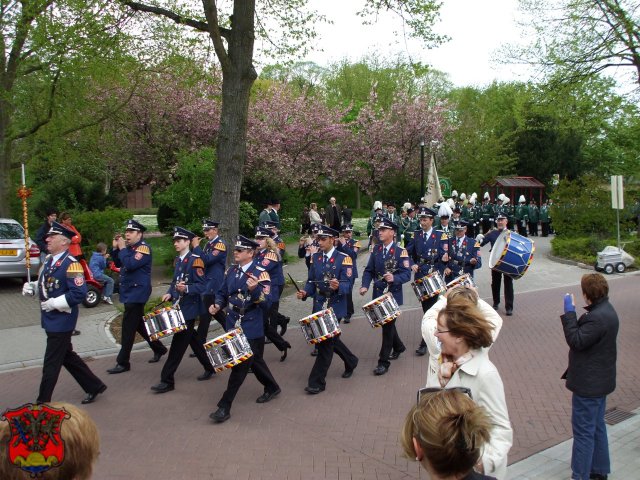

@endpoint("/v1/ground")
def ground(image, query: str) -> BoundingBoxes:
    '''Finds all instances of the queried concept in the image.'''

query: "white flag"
[423,152,442,207]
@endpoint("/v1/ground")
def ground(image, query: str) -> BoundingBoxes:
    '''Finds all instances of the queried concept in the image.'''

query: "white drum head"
[489,230,509,269]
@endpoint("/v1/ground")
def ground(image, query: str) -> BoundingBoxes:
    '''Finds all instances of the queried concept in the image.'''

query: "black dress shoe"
[81,384,107,404]
[589,474,608,480]
[107,364,130,374]
[148,350,167,364]
[150,382,175,393]
[310,348,318,356]
[493,303,499,310]
[72,329,81,336]
[506,309,513,316]
[210,407,230,423]
[373,365,389,376]
[389,346,406,360]
[280,342,291,362]
[342,358,358,378]
[256,387,281,403]
[197,370,215,381]
[304,386,325,395]
[279,316,290,336]
[415,345,427,356]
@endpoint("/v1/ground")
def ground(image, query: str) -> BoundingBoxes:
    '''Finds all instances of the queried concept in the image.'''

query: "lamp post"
[420,139,425,201]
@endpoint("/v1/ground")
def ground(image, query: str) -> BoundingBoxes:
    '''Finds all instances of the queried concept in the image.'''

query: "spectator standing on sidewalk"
[561,273,619,480]
[59,212,83,260]
[325,197,342,230]
[88,242,115,305]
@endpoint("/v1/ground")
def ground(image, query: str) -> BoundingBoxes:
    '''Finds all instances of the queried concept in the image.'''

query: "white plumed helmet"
[503,196,510,205]
[498,193,505,201]
[373,200,382,210]
[451,190,458,198]
[483,191,490,200]
[519,195,526,203]
[460,193,466,200]
[438,202,453,217]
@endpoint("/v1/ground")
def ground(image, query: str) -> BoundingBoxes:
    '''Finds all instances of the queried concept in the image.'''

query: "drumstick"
[287,273,302,293]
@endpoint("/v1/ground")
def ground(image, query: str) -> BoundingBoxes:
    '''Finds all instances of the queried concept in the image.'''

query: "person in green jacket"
[515,195,529,237]
[540,200,551,237]
[528,200,539,236]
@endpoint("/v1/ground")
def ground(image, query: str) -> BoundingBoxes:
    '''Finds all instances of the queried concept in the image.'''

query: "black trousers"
[482,219,492,234]
[417,295,440,349]
[161,319,213,385]
[38,331,105,403]
[541,222,549,237]
[346,282,355,318]
[491,269,514,310]
[217,338,279,410]
[264,286,289,351]
[117,303,167,368]
[528,221,538,236]
[516,220,528,237]
[308,336,358,389]
[194,294,226,344]
[379,320,404,368]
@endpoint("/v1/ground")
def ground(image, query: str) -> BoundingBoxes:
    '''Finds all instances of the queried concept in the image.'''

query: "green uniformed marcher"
[399,208,419,247]
[481,193,494,234]
[528,200,539,236]
[515,195,529,237]
[540,201,550,237]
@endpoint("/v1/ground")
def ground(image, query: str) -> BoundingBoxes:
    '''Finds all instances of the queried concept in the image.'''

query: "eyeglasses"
[416,386,473,405]
[435,328,450,334]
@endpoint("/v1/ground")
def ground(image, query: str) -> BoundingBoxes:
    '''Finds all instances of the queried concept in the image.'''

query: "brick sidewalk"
[1,274,638,479]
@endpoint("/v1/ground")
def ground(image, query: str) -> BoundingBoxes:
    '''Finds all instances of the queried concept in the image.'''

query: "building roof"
[481,176,545,188]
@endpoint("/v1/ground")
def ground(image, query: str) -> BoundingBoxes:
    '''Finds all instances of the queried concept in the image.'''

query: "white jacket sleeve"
[421,296,447,387]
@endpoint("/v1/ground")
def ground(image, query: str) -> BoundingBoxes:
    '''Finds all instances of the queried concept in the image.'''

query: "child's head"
[96,242,107,254]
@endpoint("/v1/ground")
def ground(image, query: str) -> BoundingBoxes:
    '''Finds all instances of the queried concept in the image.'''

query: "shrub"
[239,201,258,237]
[72,208,132,256]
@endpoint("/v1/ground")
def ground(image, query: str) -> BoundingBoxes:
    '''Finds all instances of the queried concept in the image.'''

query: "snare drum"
[298,308,341,345]
[488,230,535,279]
[362,293,401,328]
[143,305,187,341]
[411,271,446,302]
[445,273,476,290]
[204,328,253,373]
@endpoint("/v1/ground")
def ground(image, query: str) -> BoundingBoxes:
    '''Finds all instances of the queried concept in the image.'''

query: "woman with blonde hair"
[433,296,512,479]
[402,388,496,479]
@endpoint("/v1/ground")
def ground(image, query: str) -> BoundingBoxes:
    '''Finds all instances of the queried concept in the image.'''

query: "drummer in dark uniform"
[296,226,359,394]
[208,236,281,424]
[406,207,447,356]
[480,213,514,316]
[190,219,227,355]
[262,220,290,334]
[107,219,167,374]
[23,221,107,404]
[443,220,481,282]
[337,223,360,323]
[360,217,411,376]
[150,227,215,393]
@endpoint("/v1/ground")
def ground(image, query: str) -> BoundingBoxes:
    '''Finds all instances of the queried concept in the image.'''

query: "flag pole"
[17,163,32,280]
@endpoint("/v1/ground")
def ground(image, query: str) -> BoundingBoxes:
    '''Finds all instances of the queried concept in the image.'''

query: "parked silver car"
[0,218,41,279]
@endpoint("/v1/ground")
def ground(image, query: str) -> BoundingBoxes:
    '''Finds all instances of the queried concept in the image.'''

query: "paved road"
[1,235,638,479]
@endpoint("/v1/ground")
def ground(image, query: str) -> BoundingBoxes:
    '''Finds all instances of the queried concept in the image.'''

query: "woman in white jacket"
[433,296,512,479]
[422,286,503,388]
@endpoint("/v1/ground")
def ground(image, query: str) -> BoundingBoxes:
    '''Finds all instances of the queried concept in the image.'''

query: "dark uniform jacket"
[112,240,152,304]
[447,235,481,276]
[255,249,284,289]
[215,262,270,340]
[192,236,227,295]
[337,239,360,280]
[303,249,353,318]
[361,243,411,304]
[166,252,206,320]
[560,297,619,397]
[39,252,86,332]
[406,228,447,278]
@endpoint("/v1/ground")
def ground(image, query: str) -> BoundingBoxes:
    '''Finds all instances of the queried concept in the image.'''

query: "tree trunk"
[209,1,257,248]
[0,104,12,217]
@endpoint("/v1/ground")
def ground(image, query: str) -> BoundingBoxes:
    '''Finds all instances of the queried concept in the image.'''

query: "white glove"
[41,295,71,313]
[475,234,484,243]
[22,282,37,296]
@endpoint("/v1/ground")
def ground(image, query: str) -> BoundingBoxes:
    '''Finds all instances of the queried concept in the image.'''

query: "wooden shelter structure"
[480,176,546,204]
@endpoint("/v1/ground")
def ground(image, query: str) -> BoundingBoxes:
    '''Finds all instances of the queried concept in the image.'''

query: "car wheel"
[615,263,626,273]
[83,285,102,308]
[604,264,614,274]
[594,262,601,271]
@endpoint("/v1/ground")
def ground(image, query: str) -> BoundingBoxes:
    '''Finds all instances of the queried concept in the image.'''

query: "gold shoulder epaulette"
[342,255,353,266]
[265,251,279,262]
[66,261,83,274]
[193,258,205,269]
[136,245,150,254]
[400,249,409,258]
[214,242,226,252]
[278,242,286,251]
[440,233,448,241]
[474,241,481,248]
[354,241,362,249]
[258,271,271,283]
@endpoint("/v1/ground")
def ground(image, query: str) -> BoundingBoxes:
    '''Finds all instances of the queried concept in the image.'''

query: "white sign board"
[611,175,624,210]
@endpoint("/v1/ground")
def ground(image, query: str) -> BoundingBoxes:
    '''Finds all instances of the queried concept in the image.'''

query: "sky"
[300,0,534,87]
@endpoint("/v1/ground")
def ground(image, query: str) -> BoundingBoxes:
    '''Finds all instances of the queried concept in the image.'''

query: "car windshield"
[0,223,25,240]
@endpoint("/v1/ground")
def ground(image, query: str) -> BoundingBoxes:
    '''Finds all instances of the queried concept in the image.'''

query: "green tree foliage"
[72,208,132,255]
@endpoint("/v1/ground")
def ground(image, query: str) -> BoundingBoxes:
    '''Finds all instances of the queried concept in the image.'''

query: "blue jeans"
[571,393,610,480]
[94,272,114,298]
